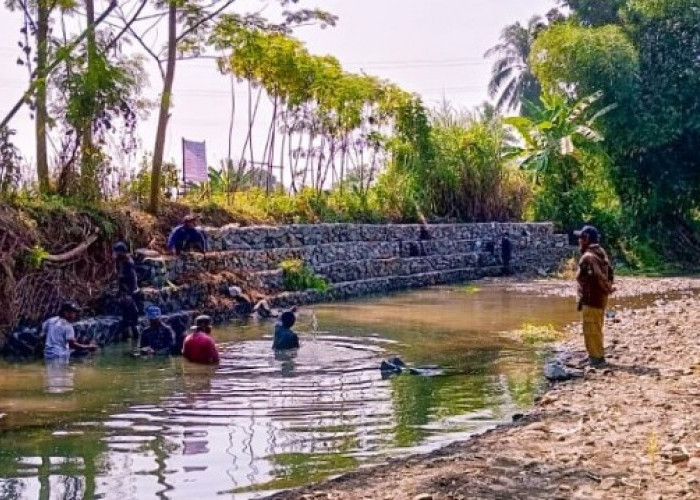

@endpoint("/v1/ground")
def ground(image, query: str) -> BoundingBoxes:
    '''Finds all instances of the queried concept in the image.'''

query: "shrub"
[279,259,329,292]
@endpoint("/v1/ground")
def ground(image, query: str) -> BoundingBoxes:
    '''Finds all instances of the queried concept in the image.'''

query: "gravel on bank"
[267,279,700,500]
[505,275,700,299]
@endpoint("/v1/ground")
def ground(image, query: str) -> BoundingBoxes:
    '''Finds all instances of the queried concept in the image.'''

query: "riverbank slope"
[269,277,700,499]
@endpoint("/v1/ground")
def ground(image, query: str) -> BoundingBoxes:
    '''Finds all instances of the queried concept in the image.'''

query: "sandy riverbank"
[268,277,700,499]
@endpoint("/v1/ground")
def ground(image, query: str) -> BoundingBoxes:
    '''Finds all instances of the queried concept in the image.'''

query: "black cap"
[59,301,81,315]
[574,225,599,243]
[113,241,128,254]
[195,314,212,326]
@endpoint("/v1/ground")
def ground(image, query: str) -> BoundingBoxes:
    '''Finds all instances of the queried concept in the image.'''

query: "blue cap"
[145,306,162,319]
[574,225,599,243]
[113,242,128,254]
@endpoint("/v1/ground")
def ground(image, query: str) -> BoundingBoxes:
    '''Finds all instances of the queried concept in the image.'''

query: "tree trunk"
[35,1,50,194]
[80,0,98,200]
[148,1,177,214]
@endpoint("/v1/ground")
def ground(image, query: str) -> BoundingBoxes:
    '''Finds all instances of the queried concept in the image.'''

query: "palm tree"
[485,16,546,114]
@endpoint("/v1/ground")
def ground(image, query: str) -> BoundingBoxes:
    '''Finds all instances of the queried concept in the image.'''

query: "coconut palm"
[485,16,546,114]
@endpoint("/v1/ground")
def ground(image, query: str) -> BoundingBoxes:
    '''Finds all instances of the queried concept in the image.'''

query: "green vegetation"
[2,0,700,275]
[513,323,565,345]
[279,259,329,292]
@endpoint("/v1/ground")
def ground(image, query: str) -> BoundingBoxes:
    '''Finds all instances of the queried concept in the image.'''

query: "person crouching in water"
[575,225,614,367]
[139,306,175,356]
[183,315,219,365]
[273,310,300,350]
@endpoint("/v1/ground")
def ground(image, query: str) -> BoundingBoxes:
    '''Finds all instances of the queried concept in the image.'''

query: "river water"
[0,284,579,499]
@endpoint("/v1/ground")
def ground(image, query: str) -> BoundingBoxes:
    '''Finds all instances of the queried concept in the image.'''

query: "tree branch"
[126,26,166,79]
[176,0,238,43]
[44,231,100,263]
[0,0,119,130]
[107,0,149,51]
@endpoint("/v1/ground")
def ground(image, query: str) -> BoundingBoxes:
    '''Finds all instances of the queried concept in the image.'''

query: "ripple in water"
[0,284,562,499]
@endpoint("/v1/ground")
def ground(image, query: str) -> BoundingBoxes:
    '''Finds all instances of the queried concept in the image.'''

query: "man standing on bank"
[501,231,512,276]
[113,242,141,341]
[575,225,615,367]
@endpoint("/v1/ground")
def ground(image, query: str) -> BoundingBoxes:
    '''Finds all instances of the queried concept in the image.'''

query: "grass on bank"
[512,323,566,345]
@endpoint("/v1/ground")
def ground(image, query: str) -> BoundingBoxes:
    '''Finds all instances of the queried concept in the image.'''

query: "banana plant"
[504,91,616,185]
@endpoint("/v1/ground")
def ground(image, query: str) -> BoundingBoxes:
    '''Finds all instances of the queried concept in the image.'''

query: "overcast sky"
[0,0,555,172]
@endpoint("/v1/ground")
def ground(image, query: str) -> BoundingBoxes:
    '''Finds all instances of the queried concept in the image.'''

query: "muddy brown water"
[0,284,583,499]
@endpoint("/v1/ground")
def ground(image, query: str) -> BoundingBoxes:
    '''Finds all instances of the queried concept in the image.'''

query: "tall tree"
[35,1,51,193]
[485,16,545,114]
[149,0,178,214]
[558,0,625,26]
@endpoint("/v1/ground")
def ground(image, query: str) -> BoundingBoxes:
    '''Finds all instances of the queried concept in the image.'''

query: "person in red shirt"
[182,315,219,365]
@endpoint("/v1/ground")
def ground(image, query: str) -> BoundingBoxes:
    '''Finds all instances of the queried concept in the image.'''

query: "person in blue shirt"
[139,306,175,356]
[43,302,98,360]
[167,215,206,255]
[273,310,300,350]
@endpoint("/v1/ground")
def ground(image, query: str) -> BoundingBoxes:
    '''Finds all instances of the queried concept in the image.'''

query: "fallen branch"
[43,231,100,263]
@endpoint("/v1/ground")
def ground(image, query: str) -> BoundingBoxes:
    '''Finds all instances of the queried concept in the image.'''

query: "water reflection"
[0,284,579,499]
[44,360,75,394]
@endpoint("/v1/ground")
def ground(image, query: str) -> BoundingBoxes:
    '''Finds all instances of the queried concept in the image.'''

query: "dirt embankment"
[269,277,700,500]
[0,200,243,334]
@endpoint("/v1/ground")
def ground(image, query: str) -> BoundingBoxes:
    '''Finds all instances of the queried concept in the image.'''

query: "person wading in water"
[183,315,219,365]
[575,225,615,367]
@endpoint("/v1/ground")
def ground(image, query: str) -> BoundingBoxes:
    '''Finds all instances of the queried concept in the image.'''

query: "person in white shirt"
[43,302,98,360]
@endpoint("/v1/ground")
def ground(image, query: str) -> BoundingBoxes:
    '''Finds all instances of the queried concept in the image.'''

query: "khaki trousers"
[582,304,606,359]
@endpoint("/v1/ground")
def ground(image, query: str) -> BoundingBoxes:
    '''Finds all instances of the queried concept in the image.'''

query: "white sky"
[0,0,554,174]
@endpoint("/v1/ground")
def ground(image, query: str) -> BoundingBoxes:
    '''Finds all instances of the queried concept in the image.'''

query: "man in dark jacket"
[575,225,614,367]
[113,241,141,340]
[501,231,512,276]
[167,215,206,255]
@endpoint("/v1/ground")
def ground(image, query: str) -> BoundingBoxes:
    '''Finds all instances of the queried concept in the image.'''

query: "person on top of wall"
[43,302,98,361]
[183,315,219,365]
[139,306,175,356]
[113,241,142,341]
[273,310,300,351]
[167,215,207,256]
[501,231,512,276]
[575,225,615,367]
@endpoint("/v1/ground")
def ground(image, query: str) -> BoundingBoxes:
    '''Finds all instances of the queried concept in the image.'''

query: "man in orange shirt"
[182,315,219,365]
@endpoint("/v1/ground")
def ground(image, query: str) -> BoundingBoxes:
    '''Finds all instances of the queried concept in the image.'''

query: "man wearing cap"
[167,215,207,256]
[182,315,219,365]
[139,306,175,356]
[575,225,615,367]
[113,242,141,341]
[43,302,98,360]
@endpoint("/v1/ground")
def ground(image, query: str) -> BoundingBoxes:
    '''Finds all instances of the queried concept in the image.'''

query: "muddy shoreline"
[267,277,700,499]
